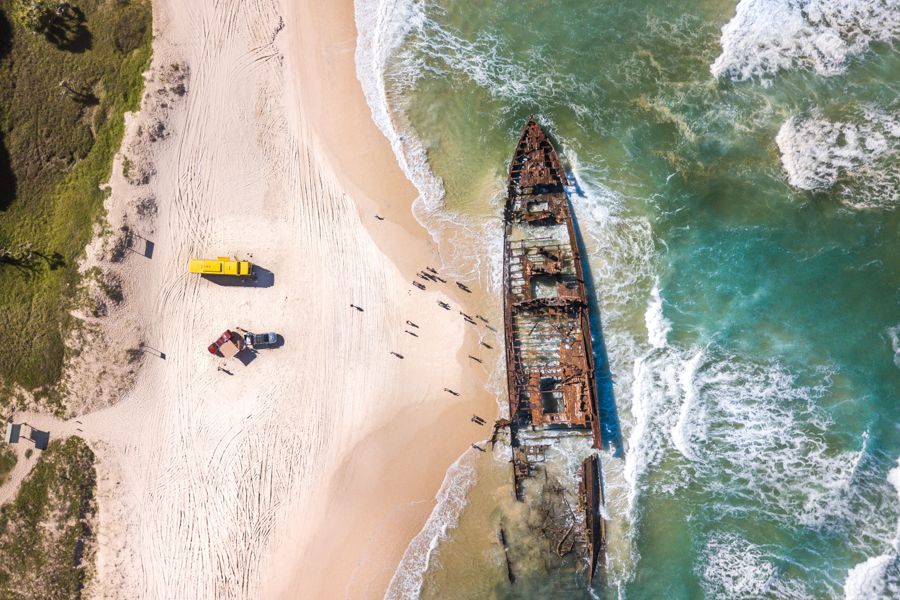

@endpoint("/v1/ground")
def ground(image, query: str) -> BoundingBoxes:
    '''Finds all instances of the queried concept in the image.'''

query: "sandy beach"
[1,0,497,597]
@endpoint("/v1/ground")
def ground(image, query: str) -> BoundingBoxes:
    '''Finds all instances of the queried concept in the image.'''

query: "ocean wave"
[625,328,898,540]
[385,449,479,600]
[711,0,900,83]
[700,532,809,599]
[776,107,899,209]
[843,458,900,600]
[684,358,872,529]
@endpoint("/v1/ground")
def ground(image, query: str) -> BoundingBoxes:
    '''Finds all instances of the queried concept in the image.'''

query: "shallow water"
[355,0,900,597]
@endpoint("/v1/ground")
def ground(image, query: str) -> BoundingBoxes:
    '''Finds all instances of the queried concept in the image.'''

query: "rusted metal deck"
[502,119,606,584]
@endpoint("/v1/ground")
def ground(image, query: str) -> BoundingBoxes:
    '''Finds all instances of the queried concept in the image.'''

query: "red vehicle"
[207,330,243,358]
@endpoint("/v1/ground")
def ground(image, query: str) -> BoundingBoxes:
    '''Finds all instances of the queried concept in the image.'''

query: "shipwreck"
[501,119,607,584]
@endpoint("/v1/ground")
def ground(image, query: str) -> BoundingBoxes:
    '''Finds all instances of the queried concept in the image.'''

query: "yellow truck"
[188,256,253,277]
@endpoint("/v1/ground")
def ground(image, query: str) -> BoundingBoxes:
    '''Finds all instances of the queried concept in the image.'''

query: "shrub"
[14,0,54,34]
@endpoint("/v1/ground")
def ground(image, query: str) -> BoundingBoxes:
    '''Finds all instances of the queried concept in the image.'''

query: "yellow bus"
[188,256,252,277]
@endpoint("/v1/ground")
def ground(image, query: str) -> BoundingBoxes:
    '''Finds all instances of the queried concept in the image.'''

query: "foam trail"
[645,283,670,350]
[843,458,900,600]
[711,0,900,83]
[385,449,479,600]
[700,532,809,598]
[623,356,649,514]
[671,350,703,461]
[887,325,900,369]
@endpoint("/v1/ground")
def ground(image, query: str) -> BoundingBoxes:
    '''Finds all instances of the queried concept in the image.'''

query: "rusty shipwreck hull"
[502,119,606,584]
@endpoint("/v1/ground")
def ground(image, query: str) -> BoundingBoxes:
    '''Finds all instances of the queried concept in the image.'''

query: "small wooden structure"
[4,422,21,444]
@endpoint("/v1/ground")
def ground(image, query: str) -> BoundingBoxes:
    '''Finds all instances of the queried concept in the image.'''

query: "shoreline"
[267,1,499,597]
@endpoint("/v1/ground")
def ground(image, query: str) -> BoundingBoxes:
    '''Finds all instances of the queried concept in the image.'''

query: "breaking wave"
[711,0,900,83]
[843,458,900,599]
[623,319,898,594]
[776,107,900,209]
[699,532,808,599]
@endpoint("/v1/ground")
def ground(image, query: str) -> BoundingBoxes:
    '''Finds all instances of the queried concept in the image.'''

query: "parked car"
[208,330,243,358]
[243,331,277,348]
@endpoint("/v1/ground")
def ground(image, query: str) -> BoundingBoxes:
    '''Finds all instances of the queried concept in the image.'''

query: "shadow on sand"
[235,348,257,367]
[201,266,274,288]
[567,174,624,458]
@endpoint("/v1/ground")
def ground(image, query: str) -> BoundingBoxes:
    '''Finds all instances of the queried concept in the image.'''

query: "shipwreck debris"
[501,119,607,586]
[499,527,517,584]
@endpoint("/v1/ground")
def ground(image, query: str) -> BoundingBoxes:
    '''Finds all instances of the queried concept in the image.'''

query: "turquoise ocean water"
[354,1,900,597]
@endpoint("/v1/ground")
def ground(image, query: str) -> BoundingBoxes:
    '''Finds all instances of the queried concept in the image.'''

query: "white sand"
[1,0,498,598]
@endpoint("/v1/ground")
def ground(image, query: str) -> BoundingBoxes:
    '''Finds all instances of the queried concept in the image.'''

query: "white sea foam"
[623,343,687,510]
[887,325,900,369]
[567,163,656,525]
[690,359,845,519]
[623,335,898,562]
[671,350,703,461]
[843,458,900,600]
[700,532,809,599]
[701,533,777,597]
[776,107,900,209]
[645,283,671,350]
[385,449,479,600]
[711,0,900,83]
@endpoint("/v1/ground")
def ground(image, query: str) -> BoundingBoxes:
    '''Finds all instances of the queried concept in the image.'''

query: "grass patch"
[0,445,15,486]
[0,0,152,402]
[0,436,97,598]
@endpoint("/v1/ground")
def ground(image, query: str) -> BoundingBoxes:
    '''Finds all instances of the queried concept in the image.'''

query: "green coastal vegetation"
[0,437,97,599]
[0,0,151,407]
